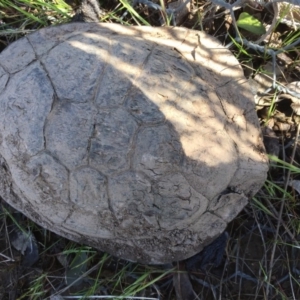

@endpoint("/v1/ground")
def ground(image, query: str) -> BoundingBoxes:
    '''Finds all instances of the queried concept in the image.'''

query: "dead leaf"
[168,0,190,25]
[280,82,300,115]
[173,261,200,300]
[289,180,300,194]
[65,251,89,287]
[9,225,39,267]
[262,126,280,158]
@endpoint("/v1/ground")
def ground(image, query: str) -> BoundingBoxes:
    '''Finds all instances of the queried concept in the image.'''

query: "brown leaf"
[173,261,201,300]
[277,82,300,115]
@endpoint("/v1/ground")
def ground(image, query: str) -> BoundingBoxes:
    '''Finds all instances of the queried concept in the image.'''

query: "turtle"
[0,22,268,264]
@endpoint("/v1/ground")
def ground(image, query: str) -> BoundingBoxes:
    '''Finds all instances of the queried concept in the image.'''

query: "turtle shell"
[0,23,268,264]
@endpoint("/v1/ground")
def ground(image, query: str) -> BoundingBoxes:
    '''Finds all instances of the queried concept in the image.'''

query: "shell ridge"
[122,43,158,109]
[27,36,60,127]
[0,72,10,103]
[92,33,112,106]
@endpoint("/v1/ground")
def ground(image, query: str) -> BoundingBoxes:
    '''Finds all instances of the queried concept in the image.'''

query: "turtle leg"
[185,231,229,270]
[68,0,102,22]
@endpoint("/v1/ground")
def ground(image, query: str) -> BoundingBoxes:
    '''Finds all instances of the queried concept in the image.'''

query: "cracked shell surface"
[0,23,268,264]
